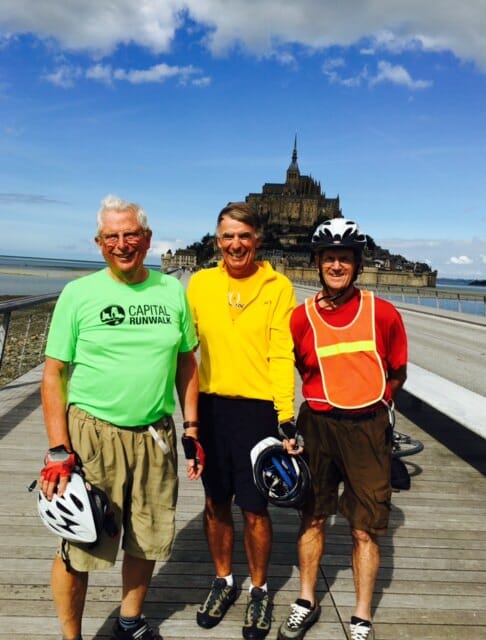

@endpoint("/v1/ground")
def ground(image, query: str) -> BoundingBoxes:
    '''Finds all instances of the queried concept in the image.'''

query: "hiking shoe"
[277,599,320,640]
[350,616,374,640]
[110,617,162,640]
[242,587,272,639]
[196,577,238,628]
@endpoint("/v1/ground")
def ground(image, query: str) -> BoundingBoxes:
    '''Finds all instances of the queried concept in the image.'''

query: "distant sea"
[1,254,486,316]
[0,254,162,296]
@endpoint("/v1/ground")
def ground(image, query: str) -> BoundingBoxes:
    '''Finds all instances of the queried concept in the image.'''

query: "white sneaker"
[350,617,374,640]
[277,599,320,640]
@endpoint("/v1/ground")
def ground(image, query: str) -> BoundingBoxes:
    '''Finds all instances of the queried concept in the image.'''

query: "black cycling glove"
[181,435,206,470]
[278,419,304,449]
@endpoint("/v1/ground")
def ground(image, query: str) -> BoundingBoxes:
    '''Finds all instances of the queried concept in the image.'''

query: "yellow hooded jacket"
[187,261,296,421]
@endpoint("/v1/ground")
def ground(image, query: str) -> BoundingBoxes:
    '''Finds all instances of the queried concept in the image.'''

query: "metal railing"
[2,272,482,389]
[365,284,486,316]
[292,280,486,316]
[0,268,183,388]
[0,293,59,387]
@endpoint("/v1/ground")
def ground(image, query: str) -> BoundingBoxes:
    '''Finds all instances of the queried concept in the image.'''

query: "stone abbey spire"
[245,138,342,250]
[286,135,300,187]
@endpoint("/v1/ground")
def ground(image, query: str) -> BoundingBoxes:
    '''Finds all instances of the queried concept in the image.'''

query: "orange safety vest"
[304,290,386,409]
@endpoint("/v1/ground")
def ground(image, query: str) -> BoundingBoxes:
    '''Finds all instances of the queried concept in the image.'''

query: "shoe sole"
[242,617,272,640]
[243,629,271,640]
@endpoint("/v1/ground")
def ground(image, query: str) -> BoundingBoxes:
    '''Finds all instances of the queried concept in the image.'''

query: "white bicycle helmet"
[250,437,311,509]
[37,471,114,544]
[311,218,367,252]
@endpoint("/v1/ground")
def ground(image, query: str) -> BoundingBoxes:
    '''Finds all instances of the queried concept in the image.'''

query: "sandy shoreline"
[0,266,96,279]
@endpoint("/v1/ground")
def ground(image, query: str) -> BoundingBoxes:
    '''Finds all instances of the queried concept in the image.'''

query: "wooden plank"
[1,365,486,639]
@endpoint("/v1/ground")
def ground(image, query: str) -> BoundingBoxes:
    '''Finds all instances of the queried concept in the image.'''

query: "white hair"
[96,194,149,233]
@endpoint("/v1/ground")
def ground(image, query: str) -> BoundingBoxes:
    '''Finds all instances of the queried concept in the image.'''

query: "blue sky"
[0,1,485,277]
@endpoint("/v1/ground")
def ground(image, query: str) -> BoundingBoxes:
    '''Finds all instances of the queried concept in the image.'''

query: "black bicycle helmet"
[37,471,117,544]
[250,437,311,509]
[311,218,367,253]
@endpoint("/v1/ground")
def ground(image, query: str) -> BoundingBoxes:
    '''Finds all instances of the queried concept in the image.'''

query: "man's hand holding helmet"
[40,445,79,499]
[278,419,304,455]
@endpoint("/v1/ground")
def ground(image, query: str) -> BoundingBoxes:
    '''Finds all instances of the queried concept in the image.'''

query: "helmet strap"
[316,252,361,304]
[316,268,355,304]
[61,539,73,573]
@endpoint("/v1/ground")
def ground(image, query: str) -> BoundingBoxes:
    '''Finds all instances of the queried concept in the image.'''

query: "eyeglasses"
[218,232,256,244]
[99,230,146,246]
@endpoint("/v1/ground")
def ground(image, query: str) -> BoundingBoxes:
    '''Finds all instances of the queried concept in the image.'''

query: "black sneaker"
[196,577,238,628]
[350,616,374,640]
[277,599,320,640]
[110,617,162,640]
[242,587,272,640]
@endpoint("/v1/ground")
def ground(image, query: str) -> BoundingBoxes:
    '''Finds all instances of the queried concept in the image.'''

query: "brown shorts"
[298,402,392,535]
[58,405,179,571]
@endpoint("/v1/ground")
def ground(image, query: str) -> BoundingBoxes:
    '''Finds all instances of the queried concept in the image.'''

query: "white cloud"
[85,63,114,85]
[376,238,486,277]
[268,50,297,67]
[322,57,430,89]
[192,76,211,87]
[322,57,367,87]
[449,255,473,265]
[43,64,83,88]
[0,1,485,70]
[113,63,200,85]
[0,0,181,55]
[370,60,431,89]
[45,61,208,87]
[149,239,185,257]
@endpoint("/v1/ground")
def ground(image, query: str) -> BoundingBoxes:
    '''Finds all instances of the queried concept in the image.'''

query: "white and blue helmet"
[250,437,311,509]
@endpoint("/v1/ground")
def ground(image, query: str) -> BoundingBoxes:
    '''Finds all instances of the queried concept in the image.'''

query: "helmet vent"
[56,500,75,515]
[70,494,85,511]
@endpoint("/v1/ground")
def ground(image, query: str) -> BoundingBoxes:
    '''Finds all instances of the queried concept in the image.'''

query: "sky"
[0,1,485,278]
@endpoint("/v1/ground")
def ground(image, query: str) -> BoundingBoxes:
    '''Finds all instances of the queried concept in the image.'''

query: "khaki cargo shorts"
[58,405,179,571]
[298,402,392,535]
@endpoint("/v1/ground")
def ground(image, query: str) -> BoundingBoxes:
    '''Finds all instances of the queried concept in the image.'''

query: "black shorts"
[198,393,279,513]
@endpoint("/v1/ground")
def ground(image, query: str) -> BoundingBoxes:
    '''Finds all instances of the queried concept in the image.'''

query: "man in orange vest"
[277,218,408,640]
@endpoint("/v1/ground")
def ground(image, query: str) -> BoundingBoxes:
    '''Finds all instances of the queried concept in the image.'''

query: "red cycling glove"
[40,446,79,484]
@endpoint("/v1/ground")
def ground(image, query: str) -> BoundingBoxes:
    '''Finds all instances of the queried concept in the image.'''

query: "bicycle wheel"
[392,431,424,458]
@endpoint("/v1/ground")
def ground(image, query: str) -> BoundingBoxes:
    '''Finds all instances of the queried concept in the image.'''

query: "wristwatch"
[46,445,73,462]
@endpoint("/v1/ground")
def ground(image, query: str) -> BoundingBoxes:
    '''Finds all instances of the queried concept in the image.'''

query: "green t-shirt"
[45,268,197,426]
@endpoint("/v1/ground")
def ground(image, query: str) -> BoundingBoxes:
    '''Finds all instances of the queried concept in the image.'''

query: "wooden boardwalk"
[1,364,485,639]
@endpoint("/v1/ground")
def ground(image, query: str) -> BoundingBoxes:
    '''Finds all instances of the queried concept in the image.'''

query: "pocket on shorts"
[68,411,103,466]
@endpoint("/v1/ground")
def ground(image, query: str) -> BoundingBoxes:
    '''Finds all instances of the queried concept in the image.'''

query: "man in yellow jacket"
[187,201,297,640]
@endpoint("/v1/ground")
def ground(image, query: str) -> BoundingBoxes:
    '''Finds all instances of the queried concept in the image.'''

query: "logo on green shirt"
[100,305,125,326]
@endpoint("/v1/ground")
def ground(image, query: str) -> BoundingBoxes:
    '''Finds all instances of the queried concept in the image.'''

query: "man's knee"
[299,513,326,535]
[242,509,270,528]
[205,497,233,521]
[351,528,378,545]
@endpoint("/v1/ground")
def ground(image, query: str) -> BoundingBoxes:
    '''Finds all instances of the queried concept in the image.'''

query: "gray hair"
[96,194,149,233]
[216,201,263,240]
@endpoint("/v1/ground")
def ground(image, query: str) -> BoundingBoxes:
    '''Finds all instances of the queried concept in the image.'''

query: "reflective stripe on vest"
[304,290,386,409]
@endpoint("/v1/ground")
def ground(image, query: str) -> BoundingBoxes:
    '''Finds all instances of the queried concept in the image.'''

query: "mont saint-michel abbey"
[246,138,342,251]
[163,139,436,287]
